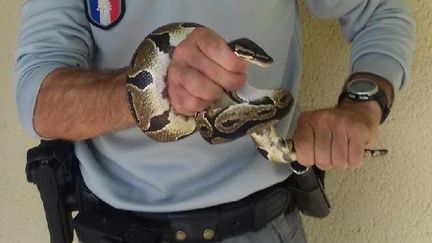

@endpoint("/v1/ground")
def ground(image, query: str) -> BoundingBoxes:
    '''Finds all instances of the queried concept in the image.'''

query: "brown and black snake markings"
[126,22,388,163]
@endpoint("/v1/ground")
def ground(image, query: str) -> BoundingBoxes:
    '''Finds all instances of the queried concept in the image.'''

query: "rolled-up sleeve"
[15,0,94,138]
[305,0,415,92]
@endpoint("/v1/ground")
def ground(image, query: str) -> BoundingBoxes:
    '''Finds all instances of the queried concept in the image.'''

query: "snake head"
[228,38,273,67]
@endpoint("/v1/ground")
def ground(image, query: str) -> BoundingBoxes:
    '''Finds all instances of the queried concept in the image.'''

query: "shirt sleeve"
[304,0,415,92]
[14,0,95,138]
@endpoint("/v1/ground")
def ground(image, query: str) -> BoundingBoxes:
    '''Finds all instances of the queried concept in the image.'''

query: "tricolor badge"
[84,0,125,30]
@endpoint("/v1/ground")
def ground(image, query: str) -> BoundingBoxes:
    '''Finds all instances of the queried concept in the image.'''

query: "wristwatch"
[338,79,391,123]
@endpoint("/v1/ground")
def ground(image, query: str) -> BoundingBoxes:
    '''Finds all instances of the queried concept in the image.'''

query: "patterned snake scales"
[126,23,387,164]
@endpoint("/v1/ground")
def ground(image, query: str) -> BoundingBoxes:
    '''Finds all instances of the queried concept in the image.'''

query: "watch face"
[347,79,378,96]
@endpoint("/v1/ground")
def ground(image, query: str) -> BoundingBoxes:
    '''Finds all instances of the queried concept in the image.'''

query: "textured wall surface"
[0,1,430,243]
[299,1,432,242]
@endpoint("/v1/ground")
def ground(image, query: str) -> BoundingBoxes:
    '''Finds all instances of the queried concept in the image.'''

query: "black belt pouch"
[285,166,331,218]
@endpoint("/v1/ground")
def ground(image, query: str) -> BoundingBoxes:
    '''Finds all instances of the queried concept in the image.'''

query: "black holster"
[25,140,78,243]
[25,140,162,243]
[286,162,331,218]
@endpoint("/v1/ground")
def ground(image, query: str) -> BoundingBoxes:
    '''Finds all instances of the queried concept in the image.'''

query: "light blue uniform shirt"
[15,0,414,212]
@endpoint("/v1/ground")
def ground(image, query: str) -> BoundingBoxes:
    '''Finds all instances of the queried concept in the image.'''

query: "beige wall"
[1,1,430,242]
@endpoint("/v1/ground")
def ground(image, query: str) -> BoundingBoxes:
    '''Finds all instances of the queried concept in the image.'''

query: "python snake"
[126,23,387,164]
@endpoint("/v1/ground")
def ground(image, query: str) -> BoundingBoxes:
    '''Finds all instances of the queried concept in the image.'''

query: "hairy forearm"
[33,67,135,140]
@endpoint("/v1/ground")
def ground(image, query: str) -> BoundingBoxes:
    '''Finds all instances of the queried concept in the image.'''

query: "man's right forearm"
[33,67,135,140]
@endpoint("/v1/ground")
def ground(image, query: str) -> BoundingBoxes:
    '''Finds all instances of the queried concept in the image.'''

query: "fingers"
[331,128,349,169]
[167,27,248,116]
[294,111,335,170]
[192,28,248,75]
[168,63,223,102]
[293,114,315,167]
[293,107,377,171]
[314,126,332,171]
[168,82,209,116]
[176,28,248,90]
[348,125,368,169]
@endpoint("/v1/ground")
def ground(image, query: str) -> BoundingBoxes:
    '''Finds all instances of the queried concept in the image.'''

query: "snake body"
[126,23,387,163]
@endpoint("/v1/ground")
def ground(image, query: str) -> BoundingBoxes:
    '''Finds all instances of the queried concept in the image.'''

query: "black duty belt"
[73,178,295,243]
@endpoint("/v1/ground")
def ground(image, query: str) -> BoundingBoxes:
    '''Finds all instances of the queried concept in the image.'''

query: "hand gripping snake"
[126,23,387,164]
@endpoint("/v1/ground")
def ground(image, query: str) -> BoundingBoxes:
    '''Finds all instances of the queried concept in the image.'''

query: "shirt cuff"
[351,53,405,92]
[15,64,66,139]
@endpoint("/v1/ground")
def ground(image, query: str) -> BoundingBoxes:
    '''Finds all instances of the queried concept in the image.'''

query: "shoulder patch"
[84,0,125,30]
